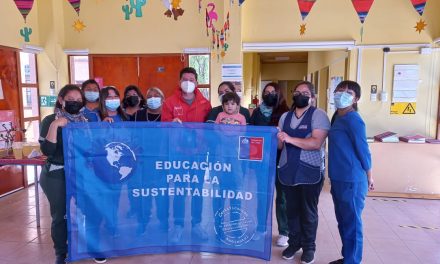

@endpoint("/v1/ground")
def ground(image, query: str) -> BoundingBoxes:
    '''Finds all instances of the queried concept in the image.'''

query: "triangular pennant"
[410,0,427,16]
[239,0,245,6]
[297,0,317,21]
[67,0,81,15]
[13,0,35,22]
[351,0,375,24]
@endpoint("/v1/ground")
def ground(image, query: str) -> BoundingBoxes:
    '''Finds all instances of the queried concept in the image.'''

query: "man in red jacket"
[162,67,212,122]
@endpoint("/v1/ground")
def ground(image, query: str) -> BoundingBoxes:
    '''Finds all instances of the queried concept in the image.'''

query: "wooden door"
[138,55,186,98]
[90,56,139,95]
[0,46,25,196]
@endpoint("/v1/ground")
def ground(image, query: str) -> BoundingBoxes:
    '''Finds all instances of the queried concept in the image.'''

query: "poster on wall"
[221,64,243,82]
[392,64,419,103]
[328,76,343,111]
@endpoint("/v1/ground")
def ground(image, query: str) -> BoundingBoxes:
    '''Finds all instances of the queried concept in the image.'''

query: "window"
[69,55,89,84]
[189,54,210,99]
[19,52,41,184]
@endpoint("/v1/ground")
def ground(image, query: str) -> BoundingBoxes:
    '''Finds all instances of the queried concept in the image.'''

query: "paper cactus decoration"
[20,27,32,42]
[410,0,427,16]
[296,0,317,35]
[122,4,133,20]
[13,0,35,22]
[130,0,147,18]
[351,0,375,41]
[67,0,81,15]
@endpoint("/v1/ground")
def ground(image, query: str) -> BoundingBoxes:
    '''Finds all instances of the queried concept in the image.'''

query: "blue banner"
[63,122,277,261]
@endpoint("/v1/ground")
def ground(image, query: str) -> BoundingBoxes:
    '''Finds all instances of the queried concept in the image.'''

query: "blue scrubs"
[83,107,101,122]
[328,111,371,264]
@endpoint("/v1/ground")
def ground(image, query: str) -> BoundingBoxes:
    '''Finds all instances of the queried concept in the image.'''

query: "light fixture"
[183,47,210,54]
[21,44,43,54]
[242,41,355,52]
[63,49,89,55]
[274,56,290,61]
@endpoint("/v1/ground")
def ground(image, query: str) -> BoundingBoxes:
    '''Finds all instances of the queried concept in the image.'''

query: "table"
[0,156,46,228]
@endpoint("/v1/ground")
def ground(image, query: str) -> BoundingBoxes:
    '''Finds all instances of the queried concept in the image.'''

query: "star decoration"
[73,19,86,32]
[414,19,427,34]
[299,23,306,35]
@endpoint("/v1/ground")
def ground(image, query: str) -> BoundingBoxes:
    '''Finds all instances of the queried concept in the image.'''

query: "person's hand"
[54,117,68,127]
[367,175,374,191]
[172,118,182,124]
[103,117,114,123]
[277,131,290,143]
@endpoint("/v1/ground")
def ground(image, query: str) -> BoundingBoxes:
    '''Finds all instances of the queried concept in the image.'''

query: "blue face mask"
[146,97,162,110]
[105,99,120,111]
[84,91,99,102]
[334,91,354,109]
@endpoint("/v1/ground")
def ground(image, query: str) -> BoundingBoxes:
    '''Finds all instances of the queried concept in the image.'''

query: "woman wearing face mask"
[277,81,330,264]
[131,87,164,121]
[122,85,145,119]
[249,82,290,246]
[81,79,101,122]
[39,85,87,264]
[99,86,127,122]
[328,81,374,264]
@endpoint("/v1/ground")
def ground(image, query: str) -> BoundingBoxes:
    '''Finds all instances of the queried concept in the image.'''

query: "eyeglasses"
[293,91,311,97]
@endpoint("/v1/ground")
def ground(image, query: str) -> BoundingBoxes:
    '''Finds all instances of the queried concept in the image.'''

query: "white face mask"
[334,91,354,109]
[147,97,162,109]
[181,81,196,94]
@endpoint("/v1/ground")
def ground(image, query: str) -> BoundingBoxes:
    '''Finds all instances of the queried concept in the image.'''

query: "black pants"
[275,175,289,236]
[40,165,67,257]
[284,177,323,251]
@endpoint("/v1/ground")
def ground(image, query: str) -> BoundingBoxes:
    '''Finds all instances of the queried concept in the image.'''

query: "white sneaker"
[93,258,107,263]
[276,235,289,247]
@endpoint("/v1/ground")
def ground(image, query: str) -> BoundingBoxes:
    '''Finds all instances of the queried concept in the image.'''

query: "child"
[215,92,246,125]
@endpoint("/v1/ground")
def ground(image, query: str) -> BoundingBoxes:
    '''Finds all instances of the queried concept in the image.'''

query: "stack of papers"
[399,135,426,144]
[374,131,399,143]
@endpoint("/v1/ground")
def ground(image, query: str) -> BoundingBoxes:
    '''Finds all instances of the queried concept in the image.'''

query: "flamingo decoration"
[206,3,218,29]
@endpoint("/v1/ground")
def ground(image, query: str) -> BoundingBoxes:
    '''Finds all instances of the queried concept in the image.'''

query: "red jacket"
[162,87,212,122]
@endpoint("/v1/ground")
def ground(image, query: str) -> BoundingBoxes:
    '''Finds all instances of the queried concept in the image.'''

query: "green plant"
[122,4,133,20]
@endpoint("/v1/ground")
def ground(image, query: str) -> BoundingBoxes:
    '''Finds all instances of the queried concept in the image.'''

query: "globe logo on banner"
[238,136,264,161]
[94,142,137,183]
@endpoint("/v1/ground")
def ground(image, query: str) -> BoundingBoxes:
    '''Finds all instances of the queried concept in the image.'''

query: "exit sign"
[40,95,57,107]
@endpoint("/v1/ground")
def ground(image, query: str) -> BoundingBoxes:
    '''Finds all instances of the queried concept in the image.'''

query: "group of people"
[39,66,373,264]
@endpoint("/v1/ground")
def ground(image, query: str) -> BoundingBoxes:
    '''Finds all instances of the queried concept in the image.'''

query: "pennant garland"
[410,0,427,16]
[239,0,245,6]
[410,0,428,34]
[296,0,317,36]
[67,0,81,16]
[351,0,375,42]
[13,0,35,22]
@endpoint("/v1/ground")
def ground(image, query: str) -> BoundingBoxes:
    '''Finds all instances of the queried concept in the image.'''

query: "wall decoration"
[20,27,32,42]
[122,4,133,20]
[239,0,245,6]
[199,0,202,13]
[414,19,427,34]
[67,0,81,15]
[410,0,427,16]
[163,0,184,21]
[206,3,218,29]
[13,0,35,22]
[130,0,147,18]
[296,0,317,36]
[73,19,86,32]
[410,0,428,34]
[351,0,375,41]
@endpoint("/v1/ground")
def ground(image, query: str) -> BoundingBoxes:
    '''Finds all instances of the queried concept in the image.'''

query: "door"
[139,55,185,98]
[90,56,139,95]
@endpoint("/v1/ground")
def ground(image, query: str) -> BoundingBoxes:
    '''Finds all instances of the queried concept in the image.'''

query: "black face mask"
[293,94,310,108]
[263,93,278,107]
[64,101,83,115]
[125,96,140,107]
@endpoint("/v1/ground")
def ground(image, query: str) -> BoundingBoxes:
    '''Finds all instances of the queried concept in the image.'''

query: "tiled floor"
[0,183,439,264]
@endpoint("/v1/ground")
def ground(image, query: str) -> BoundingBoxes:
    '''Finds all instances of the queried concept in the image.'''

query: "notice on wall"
[0,79,4,100]
[392,64,419,103]
[222,64,242,82]
[390,102,416,115]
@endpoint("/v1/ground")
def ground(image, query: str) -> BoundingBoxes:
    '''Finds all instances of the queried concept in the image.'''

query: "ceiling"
[259,52,308,64]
